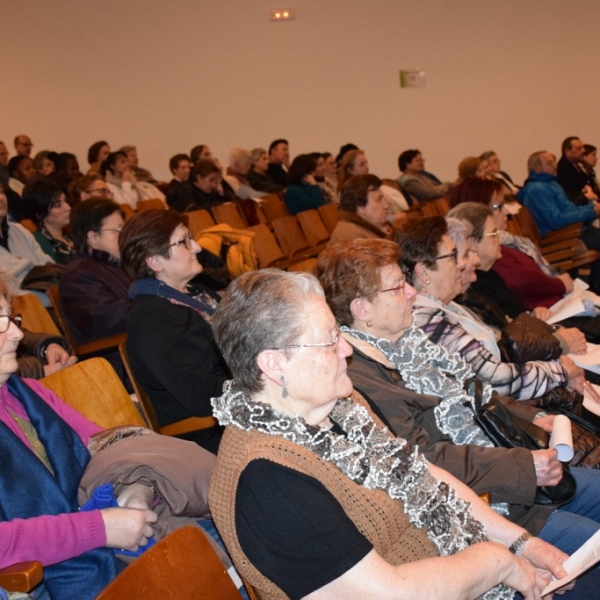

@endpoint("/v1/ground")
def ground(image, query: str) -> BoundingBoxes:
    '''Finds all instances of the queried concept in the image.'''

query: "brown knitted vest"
[209,424,439,600]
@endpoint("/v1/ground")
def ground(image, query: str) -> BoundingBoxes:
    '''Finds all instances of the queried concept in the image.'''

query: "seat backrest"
[19,219,37,233]
[296,209,330,246]
[96,526,242,600]
[260,194,288,223]
[317,204,340,234]
[419,201,439,218]
[211,202,248,229]
[40,358,147,429]
[136,198,166,212]
[118,342,160,431]
[187,209,216,238]
[513,205,541,243]
[248,224,285,268]
[120,204,137,222]
[272,215,311,257]
[434,196,450,216]
[12,293,61,336]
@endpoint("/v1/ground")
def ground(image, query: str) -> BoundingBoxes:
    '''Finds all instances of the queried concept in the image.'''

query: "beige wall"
[2,0,599,183]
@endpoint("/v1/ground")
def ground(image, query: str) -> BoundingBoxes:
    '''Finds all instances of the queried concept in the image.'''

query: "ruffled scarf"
[212,381,512,600]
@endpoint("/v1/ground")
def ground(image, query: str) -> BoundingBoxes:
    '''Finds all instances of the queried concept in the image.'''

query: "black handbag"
[468,379,577,507]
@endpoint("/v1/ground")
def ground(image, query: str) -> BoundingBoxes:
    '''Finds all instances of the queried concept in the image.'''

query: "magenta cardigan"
[0,379,106,568]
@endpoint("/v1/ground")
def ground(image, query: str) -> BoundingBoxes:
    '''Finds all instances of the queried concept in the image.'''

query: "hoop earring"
[366,319,372,328]
[280,376,288,399]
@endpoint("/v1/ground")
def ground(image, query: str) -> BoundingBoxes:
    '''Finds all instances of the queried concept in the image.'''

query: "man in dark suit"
[266,138,289,187]
[557,136,599,206]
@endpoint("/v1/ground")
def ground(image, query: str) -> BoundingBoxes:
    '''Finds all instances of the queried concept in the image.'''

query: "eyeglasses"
[273,326,341,352]
[85,188,113,198]
[485,229,500,238]
[490,202,505,211]
[100,227,123,234]
[169,233,194,251]
[435,248,458,264]
[0,314,22,333]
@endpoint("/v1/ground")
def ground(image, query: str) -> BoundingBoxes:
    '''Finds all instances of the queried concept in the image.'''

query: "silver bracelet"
[509,531,534,554]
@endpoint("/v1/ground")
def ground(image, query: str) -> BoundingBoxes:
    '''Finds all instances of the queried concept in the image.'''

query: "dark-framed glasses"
[435,248,458,264]
[273,326,341,352]
[169,233,194,250]
[0,314,22,333]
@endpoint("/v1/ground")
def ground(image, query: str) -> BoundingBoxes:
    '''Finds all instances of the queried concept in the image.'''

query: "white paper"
[569,343,600,375]
[542,528,600,594]
[546,293,586,325]
[549,414,573,461]
[573,278,590,293]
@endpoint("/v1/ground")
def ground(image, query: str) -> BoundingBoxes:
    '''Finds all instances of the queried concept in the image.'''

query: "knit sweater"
[209,425,438,600]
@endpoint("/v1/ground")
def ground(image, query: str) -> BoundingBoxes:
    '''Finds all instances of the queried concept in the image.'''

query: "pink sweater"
[0,379,107,568]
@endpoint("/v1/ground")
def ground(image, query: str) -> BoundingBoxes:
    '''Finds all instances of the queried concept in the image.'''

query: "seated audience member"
[283,154,327,215]
[120,210,230,454]
[59,199,131,347]
[101,151,165,209]
[14,134,34,157]
[266,138,289,187]
[396,149,451,201]
[33,150,57,177]
[0,141,9,188]
[329,174,390,243]
[310,152,336,203]
[190,144,212,166]
[456,155,491,183]
[71,173,113,204]
[395,215,582,401]
[557,136,599,205]
[246,147,283,194]
[335,142,358,168]
[7,155,37,197]
[322,151,338,197]
[312,240,600,592]
[0,187,56,306]
[0,285,244,600]
[208,267,582,600]
[119,144,155,183]
[22,179,75,264]
[480,150,520,194]
[224,148,267,200]
[169,159,231,213]
[582,144,600,197]
[165,153,191,206]
[517,151,600,287]
[87,140,111,175]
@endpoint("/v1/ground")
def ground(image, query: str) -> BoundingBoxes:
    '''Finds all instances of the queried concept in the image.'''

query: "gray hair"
[250,147,267,165]
[119,145,136,154]
[447,202,492,241]
[212,269,325,395]
[228,147,251,170]
[446,217,473,247]
[527,150,547,172]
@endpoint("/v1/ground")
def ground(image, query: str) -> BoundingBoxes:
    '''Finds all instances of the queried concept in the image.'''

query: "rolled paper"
[549,414,574,462]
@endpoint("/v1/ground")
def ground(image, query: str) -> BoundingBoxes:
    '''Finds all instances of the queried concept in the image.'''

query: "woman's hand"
[42,343,78,376]
[558,355,584,382]
[116,483,155,510]
[556,273,574,294]
[555,327,587,355]
[101,507,157,551]
[303,174,317,186]
[531,449,563,487]
[531,306,552,321]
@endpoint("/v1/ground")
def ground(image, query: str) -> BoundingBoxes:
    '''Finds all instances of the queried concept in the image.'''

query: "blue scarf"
[0,375,121,599]
[129,278,217,315]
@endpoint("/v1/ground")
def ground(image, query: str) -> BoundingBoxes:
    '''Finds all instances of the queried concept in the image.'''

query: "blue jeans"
[535,467,600,598]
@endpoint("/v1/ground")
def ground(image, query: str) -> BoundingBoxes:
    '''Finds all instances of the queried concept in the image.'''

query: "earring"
[366,319,372,328]
[425,279,430,285]
[280,375,288,399]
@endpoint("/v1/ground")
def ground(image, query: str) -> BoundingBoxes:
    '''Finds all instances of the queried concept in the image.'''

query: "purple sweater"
[0,379,106,568]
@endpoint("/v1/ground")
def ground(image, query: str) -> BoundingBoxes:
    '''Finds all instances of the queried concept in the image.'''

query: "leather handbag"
[468,379,577,507]
[501,312,561,364]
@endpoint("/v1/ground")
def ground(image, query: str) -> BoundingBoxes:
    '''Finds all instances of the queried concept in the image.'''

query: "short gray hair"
[228,147,251,170]
[446,217,473,247]
[212,269,325,395]
[250,147,267,165]
[527,150,547,172]
[447,202,492,241]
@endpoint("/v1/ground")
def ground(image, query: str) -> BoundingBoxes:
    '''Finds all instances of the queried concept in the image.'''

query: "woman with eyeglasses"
[119,210,230,454]
[395,215,585,401]
[59,199,131,351]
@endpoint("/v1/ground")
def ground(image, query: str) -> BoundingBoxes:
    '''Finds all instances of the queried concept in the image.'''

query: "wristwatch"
[509,531,534,554]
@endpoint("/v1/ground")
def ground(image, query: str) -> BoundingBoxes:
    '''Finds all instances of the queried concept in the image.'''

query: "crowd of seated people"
[5,130,600,598]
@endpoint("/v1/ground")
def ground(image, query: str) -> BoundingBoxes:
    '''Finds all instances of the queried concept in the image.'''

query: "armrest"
[0,561,43,593]
[76,333,128,358]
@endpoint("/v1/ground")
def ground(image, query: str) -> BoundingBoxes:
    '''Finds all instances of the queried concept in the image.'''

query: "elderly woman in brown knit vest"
[208,269,567,600]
